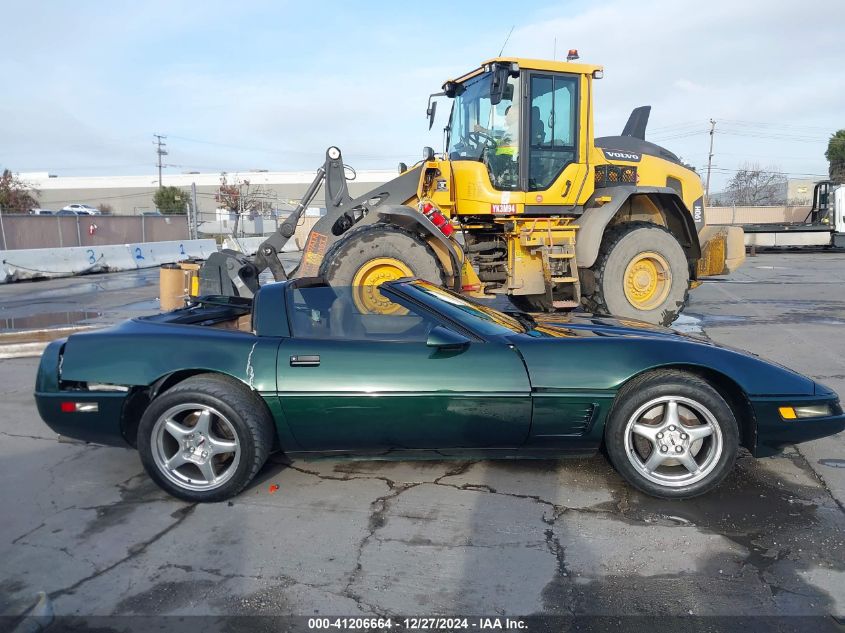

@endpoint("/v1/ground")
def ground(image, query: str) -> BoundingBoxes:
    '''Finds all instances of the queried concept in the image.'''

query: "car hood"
[516,311,704,341]
[506,311,815,397]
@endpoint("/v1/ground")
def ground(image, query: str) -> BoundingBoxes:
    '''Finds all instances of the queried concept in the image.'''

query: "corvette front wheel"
[604,369,739,499]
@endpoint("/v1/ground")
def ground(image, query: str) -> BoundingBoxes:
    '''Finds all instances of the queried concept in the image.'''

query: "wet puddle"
[0,310,102,331]
[118,299,160,312]
[671,313,704,334]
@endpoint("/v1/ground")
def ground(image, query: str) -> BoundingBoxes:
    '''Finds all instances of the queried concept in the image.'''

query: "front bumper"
[751,392,845,456]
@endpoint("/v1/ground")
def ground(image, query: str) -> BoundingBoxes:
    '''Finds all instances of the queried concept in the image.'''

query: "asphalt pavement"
[0,250,843,626]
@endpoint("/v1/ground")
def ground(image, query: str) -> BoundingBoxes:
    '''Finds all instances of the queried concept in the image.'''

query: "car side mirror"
[426,325,471,350]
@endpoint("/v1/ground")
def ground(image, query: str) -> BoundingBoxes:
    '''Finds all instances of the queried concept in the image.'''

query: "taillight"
[60,401,99,413]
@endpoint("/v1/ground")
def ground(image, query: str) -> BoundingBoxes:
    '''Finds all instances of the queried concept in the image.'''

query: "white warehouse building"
[20,169,397,217]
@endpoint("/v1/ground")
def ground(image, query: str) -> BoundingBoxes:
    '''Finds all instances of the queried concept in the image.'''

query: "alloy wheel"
[151,403,241,492]
[622,395,723,487]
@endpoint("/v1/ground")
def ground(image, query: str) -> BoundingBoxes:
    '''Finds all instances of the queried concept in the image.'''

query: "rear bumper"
[35,392,130,447]
[34,338,130,447]
[751,395,845,456]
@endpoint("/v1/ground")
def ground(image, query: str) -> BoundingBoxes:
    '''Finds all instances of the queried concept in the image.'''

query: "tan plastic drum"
[159,264,187,311]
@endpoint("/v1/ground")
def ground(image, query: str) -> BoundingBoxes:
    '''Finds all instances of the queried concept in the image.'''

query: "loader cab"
[444,57,598,204]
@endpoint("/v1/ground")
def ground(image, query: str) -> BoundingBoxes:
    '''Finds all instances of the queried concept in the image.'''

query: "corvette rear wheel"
[604,369,739,498]
[137,374,274,502]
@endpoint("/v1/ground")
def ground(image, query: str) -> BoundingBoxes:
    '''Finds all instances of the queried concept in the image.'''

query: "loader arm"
[198,146,424,298]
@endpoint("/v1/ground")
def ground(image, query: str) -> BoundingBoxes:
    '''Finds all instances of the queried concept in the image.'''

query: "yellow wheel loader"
[196,56,744,325]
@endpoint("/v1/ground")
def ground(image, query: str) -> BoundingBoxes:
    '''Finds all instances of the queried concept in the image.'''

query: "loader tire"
[582,221,689,326]
[319,225,444,311]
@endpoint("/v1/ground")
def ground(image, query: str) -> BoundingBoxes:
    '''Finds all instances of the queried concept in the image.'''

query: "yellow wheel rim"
[351,257,413,314]
[623,251,672,311]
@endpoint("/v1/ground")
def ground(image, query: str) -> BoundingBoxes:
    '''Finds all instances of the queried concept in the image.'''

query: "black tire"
[582,221,689,326]
[604,369,739,499]
[137,374,274,502]
[319,225,444,286]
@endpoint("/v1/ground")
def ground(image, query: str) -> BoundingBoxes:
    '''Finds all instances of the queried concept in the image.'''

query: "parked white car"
[60,204,101,215]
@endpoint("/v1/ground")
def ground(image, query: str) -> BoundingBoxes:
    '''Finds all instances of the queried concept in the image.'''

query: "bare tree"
[725,163,787,206]
[215,173,268,218]
[215,173,278,236]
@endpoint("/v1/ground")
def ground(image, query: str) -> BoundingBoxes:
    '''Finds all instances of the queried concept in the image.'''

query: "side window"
[528,74,578,191]
[289,286,440,343]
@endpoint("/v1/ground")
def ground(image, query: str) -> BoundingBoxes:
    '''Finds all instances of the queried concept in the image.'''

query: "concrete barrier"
[127,239,217,267]
[0,239,217,283]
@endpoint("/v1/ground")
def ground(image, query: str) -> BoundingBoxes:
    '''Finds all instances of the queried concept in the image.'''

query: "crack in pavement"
[0,431,73,442]
[14,448,841,616]
[47,503,196,601]
[286,460,624,617]
[344,459,841,615]
[7,471,153,546]
[795,445,845,514]
[342,482,420,617]
[150,562,362,608]
[10,521,46,545]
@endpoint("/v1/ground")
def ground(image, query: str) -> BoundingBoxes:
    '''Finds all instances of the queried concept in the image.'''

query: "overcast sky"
[1,0,843,191]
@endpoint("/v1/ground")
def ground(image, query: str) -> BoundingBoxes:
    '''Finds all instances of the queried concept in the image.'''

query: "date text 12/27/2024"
[307,618,528,630]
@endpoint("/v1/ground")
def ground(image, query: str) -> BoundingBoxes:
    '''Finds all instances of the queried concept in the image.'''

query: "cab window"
[528,74,578,191]
[447,72,520,191]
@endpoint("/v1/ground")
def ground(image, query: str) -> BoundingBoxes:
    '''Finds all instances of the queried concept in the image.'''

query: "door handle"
[290,355,320,367]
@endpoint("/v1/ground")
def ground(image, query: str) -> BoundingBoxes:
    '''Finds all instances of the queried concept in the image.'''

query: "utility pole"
[191,182,199,240]
[705,119,716,205]
[153,134,168,188]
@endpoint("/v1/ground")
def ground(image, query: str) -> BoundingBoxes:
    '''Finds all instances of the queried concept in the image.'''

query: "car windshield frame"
[390,279,528,337]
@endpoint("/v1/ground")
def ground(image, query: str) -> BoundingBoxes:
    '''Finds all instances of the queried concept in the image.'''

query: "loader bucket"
[696,226,745,277]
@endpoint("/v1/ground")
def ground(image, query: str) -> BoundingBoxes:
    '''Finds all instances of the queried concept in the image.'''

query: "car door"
[276,285,531,451]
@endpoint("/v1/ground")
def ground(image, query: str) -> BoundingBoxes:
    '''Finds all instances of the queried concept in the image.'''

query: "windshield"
[398,280,527,336]
[446,71,520,190]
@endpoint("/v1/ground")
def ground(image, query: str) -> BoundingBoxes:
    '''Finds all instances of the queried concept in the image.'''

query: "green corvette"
[35,277,844,502]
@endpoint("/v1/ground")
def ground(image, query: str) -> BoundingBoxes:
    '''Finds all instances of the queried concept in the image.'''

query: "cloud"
[503,0,845,185]
[2,0,844,191]
[673,79,705,94]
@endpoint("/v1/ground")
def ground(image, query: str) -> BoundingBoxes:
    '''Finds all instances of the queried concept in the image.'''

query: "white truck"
[743,181,845,249]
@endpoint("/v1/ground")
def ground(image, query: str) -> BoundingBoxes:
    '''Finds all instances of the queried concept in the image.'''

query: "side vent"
[569,404,597,435]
